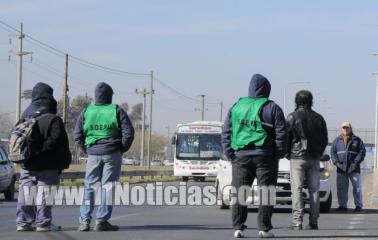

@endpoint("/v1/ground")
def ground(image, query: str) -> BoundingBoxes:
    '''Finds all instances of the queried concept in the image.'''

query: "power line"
[0,20,150,77]
[155,77,222,106]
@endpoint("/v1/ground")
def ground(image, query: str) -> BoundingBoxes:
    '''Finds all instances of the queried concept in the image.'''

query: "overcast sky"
[1,1,378,134]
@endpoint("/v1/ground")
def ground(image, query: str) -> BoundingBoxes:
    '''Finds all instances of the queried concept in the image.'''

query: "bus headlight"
[320,170,330,180]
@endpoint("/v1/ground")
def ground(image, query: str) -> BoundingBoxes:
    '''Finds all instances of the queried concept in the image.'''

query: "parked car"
[0,146,16,200]
[216,157,332,213]
[122,158,140,165]
[163,159,174,166]
[151,160,163,166]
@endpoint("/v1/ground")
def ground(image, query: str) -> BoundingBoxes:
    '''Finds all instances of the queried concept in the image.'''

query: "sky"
[1,1,378,134]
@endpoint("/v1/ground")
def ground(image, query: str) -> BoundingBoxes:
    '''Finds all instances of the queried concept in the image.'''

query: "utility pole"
[200,94,205,121]
[135,88,149,166]
[147,71,154,169]
[13,23,32,122]
[62,54,69,124]
[220,101,223,122]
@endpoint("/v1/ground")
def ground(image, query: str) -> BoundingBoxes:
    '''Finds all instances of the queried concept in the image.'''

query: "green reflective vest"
[231,97,269,150]
[83,104,119,147]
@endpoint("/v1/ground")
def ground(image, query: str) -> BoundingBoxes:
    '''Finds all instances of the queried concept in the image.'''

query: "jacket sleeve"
[117,106,135,153]
[319,115,328,154]
[330,139,339,164]
[221,109,235,160]
[272,104,287,158]
[285,114,294,159]
[354,139,366,164]
[73,110,86,153]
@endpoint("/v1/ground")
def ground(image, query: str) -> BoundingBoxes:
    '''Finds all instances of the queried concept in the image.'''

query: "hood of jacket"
[248,74,271,98]
[95,82,113,105]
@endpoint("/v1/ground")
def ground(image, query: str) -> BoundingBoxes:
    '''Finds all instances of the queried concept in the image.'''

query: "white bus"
[172,121,223,182]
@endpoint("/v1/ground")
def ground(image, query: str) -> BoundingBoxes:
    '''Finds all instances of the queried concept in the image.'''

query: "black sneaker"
[354,206,363,212]
[335,206,347,212]
[78,223,90,231]
[304,224,319,230]
[95,221,119,231]
[290,224,302,230]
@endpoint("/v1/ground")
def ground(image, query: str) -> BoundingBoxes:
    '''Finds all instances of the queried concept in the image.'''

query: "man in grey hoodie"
[74,82,134,231]
[222,74,287,238]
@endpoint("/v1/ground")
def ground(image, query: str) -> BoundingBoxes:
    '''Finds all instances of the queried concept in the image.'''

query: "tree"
[119,102,129,112]
[125,132,168,160]
[129,103,143,130]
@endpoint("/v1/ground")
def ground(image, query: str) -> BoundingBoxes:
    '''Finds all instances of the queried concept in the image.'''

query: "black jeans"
[231,155,278,231]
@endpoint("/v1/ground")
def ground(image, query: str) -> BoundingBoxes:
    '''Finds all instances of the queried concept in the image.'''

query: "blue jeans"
[336,172,363,208]
[16,169,60,227]
[79,151,122,224]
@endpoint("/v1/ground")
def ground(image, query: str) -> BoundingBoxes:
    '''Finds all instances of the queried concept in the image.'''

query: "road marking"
[349,221,364,225]
[111,213,140,221]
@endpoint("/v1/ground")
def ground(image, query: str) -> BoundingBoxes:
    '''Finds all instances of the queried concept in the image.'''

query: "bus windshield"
[176,134,222,160]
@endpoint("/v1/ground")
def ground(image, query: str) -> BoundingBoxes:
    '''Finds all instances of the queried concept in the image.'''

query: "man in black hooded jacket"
[222,74,287,238]
[16,82,71,232]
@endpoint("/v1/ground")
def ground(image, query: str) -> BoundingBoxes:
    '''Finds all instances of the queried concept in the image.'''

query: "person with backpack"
[222,74,287,238]
[15,82,72,232]
[286,90,328,230]
[74,82,134,231]
[331,122,366,212]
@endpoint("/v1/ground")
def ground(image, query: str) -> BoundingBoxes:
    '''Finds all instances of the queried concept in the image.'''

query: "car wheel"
[216,182,230,210]
[320,191,332,213]
[4,176,15,201]
[199,177,205,182]
[182,176,189,182]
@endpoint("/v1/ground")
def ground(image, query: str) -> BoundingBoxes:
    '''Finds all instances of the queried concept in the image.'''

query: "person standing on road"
[222,74,287,238]
[16,82,72,232]
[286,90,328,230]
[331,122,365,212]
[74,82,134,231]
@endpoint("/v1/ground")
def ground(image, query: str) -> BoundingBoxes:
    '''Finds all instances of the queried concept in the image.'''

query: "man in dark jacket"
[16,82,71,232]
[222,74,287,238]
[74,82,134,231]
[331,122,365,212]
[286,90,328,230]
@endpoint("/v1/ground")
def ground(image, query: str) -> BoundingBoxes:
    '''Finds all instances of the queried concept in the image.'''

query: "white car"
[0,146,16,200]
[216,158,332,213]
[163,159,174,166]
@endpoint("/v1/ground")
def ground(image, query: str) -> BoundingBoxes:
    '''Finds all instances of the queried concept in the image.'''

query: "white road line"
[111,213,140,221]
[349,221,364,225]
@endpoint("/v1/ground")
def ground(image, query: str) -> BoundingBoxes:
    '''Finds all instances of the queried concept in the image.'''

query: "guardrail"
[15,170,174,181]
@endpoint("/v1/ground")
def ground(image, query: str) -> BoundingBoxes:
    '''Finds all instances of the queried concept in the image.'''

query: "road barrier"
[15,170,174,181]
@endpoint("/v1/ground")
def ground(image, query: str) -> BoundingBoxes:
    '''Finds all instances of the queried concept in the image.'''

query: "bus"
[172,121,223,182]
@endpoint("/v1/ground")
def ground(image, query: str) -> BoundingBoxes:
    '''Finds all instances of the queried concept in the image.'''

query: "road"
[0,170,377,240]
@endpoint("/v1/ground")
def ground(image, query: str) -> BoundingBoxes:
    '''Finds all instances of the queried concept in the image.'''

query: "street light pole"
[374,73,378,169]
[283,81,311,114]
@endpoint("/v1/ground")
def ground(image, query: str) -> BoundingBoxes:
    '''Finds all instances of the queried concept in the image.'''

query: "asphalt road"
[0,170,377,240]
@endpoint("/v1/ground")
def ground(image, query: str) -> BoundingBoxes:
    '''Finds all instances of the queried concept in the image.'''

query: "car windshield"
[0,147,8,163]
[176,134,222,160]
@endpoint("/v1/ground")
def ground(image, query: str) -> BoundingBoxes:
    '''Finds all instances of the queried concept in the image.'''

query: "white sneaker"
[258,230,274,238]
[16,225,35,231]
[234,230,245,238]
[36,223,62,232]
